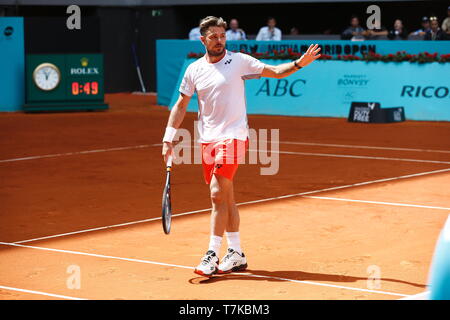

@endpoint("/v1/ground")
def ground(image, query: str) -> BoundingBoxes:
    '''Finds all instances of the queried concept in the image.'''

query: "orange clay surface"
[0,93,449,300]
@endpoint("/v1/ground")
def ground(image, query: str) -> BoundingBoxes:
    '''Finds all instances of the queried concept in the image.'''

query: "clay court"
[0,93,449,300]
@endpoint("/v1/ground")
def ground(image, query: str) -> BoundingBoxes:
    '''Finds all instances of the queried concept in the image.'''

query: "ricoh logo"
[401,85,450,99]
[70,67,99,75]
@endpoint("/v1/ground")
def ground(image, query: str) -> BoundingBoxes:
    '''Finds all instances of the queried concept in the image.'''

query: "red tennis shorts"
[201,138,248,184]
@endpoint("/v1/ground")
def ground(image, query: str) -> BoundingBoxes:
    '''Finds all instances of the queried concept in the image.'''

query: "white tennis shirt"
[179,50,265,143]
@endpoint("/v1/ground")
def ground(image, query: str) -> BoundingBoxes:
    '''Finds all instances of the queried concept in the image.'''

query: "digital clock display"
[71,81,99,95]
[26,54,107,111]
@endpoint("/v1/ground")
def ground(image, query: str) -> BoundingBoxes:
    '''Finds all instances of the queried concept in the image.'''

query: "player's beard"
[207,45,225,57]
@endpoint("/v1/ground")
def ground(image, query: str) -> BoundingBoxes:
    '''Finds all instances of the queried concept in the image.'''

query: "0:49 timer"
[71,81,99,95]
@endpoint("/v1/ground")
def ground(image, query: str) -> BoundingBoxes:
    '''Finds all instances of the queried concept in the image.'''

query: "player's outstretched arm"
[261,44,321,79]
[162,93,191,163]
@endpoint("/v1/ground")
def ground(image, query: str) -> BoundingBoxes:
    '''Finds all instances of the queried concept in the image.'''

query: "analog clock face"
[33,63,61,91]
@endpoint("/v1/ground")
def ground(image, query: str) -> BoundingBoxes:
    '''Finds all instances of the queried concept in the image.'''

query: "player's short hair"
[199,16,227,36]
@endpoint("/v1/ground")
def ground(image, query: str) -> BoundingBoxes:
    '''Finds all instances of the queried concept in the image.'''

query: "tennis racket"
[162,155,173,234]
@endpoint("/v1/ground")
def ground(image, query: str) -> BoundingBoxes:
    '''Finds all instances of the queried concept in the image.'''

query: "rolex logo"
[80,57,89,67]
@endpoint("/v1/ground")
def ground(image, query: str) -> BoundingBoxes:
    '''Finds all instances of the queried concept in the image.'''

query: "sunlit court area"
[1,0,450,306]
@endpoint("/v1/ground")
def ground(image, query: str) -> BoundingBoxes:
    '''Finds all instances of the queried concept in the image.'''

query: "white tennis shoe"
[218,248,248,274]
[194,250,219,277]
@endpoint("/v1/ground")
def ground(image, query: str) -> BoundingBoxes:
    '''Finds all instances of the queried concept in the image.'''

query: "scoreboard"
[24,53,108,112]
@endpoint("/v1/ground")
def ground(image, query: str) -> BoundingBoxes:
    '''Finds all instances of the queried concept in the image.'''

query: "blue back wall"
[0,17,25,112]
[157,39,450,107]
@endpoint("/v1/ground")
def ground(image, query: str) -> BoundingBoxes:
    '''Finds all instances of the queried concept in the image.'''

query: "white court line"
[253,149,450,165]
[192,145,450,165]
[193,145,450,165]
[0,285,87,300]
[0,144,162,163]
[304,196,450,211]
[177,139,450,154]
[13,208,212,244]
[0,241,408,298]
[272,141,450,154]
[399,291,430,300]
[1,141,449,164]
[234,167,450,206]
[12,167,450,245]
[181,139,450,154]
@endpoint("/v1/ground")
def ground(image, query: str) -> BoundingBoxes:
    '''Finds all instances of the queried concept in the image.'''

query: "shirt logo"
[224,59,232,65]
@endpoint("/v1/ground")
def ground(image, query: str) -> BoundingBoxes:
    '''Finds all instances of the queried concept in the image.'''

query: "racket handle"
[166,155,173,168]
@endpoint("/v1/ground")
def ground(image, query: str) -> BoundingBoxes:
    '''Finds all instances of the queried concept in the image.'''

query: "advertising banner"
[157,39,450,106]
[170,58,450,121]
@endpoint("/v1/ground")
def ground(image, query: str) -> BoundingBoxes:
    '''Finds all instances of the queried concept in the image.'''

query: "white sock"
[226,232,242,254]
[208,235,222,256]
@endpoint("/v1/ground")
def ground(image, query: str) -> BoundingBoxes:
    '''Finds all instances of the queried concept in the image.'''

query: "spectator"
[442,6,450,35]
[410,16,431,37]
[387,19,408,40]
[226,18,246,40]
[189,20,201,40]
[425,16,448,40]
[256,17,282,41]
[363,24,389,40]
[290,27,299,35]
[341,16,365,40]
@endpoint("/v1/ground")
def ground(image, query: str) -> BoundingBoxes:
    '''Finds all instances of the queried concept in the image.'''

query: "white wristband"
[163,127,177,143]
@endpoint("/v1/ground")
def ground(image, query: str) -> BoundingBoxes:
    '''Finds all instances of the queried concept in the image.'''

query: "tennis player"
[162,16,321,277]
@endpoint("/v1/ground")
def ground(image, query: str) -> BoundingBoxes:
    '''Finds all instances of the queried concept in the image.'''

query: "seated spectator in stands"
[410,16,431,38]
[442,6,450,36]
[290,27,299,35]
[226,18,247,40]
[256,17,282,41]
[387,19,408,40]
[341,16,365,40]
[425,16,448,40]
[363,25,388,40]
[189,20,201,40]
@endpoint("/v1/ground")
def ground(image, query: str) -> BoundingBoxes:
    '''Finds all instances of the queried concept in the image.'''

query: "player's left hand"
[296,44,321,68]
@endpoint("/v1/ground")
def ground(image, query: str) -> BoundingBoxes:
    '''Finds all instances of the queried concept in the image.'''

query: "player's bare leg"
[210,174,233,237]
[194,173,232,276]
[218,180,247,274]
[225,183,239,232]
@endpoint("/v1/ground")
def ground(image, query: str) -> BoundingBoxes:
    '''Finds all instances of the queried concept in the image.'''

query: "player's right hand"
[162,142,174,164]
